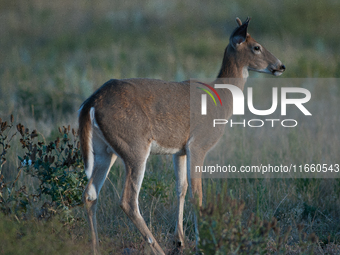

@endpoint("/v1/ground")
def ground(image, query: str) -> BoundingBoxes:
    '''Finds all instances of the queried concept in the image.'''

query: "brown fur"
[79,17,285,255]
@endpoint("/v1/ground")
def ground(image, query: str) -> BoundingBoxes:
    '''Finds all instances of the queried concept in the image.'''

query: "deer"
[78,17,285,255]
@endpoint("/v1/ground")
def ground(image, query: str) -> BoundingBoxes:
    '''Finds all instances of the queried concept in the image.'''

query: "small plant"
[0,115,15,174]
[0,115,26,216]
[197,182,318,254]
[141,174,171,205]
[17,124,86,219]
[0,116,87,221]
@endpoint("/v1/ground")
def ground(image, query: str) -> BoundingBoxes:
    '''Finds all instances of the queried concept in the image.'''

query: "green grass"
[0,215,90,255]
[1,0,340,254]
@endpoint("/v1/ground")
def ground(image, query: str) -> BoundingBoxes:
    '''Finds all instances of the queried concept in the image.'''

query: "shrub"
[197,182,318,254]
[0,116,86,221]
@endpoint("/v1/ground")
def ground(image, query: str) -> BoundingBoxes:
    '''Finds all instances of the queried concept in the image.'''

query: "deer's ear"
[236,17,242,26]
[230,17,250,48]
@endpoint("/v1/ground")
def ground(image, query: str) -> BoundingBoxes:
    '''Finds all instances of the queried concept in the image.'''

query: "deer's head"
[229,17,285,77]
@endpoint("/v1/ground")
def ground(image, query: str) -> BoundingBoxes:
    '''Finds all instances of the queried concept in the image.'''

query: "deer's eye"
[254,46,261,51]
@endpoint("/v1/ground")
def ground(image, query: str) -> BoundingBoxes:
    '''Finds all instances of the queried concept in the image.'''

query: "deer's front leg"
[173,154,188,247]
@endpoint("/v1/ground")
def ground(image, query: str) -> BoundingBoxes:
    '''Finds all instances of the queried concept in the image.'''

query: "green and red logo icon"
[197,82,222,115]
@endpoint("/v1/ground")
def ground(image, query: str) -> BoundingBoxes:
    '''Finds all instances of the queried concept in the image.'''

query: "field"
[1,0,340,254]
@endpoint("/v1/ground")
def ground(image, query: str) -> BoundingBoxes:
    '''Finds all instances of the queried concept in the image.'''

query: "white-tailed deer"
[79,17,285,255]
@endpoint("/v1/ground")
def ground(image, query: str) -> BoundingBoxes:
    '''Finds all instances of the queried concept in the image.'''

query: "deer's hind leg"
[83,131,117,255]
[119,143,165,255]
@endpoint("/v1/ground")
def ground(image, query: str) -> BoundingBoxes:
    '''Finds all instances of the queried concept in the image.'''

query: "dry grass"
[1,0,340,254]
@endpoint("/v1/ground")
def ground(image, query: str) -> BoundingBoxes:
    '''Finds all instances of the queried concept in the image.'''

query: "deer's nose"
[281,64,286,71]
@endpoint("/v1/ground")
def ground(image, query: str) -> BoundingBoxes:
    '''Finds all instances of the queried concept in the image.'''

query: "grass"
[0,215,90,255]
[1,0,340,254]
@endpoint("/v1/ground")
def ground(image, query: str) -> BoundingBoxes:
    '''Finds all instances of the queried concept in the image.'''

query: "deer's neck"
[211,45,248,119]
[217,45,247,91]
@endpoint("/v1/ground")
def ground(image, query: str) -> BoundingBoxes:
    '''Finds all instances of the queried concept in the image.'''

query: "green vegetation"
[1,0,340,254]
[0,216,89,255]
[198,183,319,254]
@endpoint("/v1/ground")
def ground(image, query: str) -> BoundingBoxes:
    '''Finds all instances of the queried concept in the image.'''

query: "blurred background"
[1,1,340,253]
[1,0,339,130]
